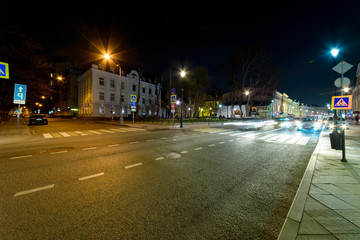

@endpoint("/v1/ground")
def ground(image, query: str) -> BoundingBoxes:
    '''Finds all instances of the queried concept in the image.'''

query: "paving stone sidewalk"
[278,125,360,240]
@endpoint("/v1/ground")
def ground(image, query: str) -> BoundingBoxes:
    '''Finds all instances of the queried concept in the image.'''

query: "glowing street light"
[104,53,124,124]
[331,48,339,58]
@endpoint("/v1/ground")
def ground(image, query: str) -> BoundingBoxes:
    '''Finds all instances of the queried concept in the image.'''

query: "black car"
[29,114,48,125]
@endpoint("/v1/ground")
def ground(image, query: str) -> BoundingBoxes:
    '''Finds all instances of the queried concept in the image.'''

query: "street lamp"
[331,48,339,58]
[180,70,186,128]
[104,53,124,124]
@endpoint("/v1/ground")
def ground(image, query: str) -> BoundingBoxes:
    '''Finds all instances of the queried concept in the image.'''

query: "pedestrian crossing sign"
[331,95,352,110]
[0,62,9,79]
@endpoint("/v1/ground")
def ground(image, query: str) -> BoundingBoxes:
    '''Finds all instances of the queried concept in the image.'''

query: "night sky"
[2,0,360,106]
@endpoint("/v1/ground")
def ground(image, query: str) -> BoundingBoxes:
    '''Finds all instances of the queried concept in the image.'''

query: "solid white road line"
[82,147,97,150]
[10,155,32,159]
[43,133,53,138]
[124,162,143,169]
[14,184,55,197]
[59,132,71,137]
[78,172,104,181]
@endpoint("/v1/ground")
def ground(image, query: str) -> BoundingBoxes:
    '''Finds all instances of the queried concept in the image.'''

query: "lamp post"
[330,48,339,128]
[105,54,124,124]
[245,90,250,117]
[180,70,186,128]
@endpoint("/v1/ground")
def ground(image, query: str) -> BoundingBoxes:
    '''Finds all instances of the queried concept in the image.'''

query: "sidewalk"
[0,117,32,144]
[278,125,360,240]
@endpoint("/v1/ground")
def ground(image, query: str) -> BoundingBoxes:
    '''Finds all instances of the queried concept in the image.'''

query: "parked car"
[297,118,322,132]
[29,114,48,125]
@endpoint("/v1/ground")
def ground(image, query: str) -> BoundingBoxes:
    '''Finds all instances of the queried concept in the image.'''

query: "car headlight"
[341,124,347,129]
[314,122,321,128]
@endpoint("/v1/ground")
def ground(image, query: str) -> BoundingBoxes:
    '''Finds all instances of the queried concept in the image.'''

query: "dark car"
[29,114,48,125]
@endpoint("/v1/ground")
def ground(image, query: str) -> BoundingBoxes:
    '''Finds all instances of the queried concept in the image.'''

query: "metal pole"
[340,65,347,162]
[118,61,124,124]
[16,103,20,129]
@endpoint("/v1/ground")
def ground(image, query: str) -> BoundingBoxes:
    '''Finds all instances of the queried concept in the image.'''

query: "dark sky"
[2,0,360,105]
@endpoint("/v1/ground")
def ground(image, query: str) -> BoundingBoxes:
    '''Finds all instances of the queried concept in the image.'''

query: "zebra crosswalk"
[209,130,312,146]
[42,127,145,139]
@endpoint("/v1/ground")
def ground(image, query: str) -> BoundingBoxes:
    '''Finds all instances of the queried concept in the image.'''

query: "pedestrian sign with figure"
[331,95,352,110]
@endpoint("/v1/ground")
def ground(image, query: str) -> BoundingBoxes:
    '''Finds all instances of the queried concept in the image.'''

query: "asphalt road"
[0,119,320,239]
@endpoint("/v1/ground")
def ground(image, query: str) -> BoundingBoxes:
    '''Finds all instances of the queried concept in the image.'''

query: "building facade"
[352,63,360,114]
[77,64,161,119]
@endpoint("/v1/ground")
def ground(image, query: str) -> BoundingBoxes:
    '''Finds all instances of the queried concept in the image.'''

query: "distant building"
[352,63,360,114]
[77,64,161,119]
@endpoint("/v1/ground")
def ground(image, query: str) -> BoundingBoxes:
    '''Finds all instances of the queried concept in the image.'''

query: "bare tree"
[220,42,280,117]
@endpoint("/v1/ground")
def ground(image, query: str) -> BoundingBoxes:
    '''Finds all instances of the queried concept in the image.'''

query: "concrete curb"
[277,132,323,240]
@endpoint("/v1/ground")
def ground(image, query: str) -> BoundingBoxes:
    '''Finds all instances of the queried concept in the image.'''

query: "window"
[133,84,136,91]
[121,95,124,102]
[99,77,104,86]
[110,79,115,88]
[121,82,124,90]
[149,88,152,95]
[99,92,104,100]
[142,86,145,93]
[110,93,115,102]
[142,98,145,104]
[99,106,105,114]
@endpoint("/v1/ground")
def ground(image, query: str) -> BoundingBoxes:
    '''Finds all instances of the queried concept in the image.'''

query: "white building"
[77,64,161,118]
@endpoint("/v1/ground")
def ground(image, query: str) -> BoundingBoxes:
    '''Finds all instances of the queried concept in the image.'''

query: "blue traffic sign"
[331,95,352,110]
[0,62,9,79]
[14,83,27,93]
[14,92,26,101]
[131,101,136,107]
[171,95,176,104]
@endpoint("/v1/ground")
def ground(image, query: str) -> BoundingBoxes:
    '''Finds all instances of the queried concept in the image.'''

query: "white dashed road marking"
[14,184,55,197]
[43,133,53,138]
[10,155,32,159]
[124,162,143,169]
[78,172,104,181]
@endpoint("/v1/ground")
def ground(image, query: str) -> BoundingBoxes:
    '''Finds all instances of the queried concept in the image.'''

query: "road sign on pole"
[0,62,9,79]
[331,95,352,110]
[332,61,353,75]
[170,95,176,104]
[13,83,27,105]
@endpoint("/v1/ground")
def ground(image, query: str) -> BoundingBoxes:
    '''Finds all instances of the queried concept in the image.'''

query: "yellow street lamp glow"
[245,90,249,95]
[180,70,186,78]
[104,54,110,60]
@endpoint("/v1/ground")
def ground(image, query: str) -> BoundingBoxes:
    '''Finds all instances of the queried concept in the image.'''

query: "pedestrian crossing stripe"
[41,127,145,138]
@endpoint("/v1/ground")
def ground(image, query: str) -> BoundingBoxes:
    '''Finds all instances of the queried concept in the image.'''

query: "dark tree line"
[0,28,53,120]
